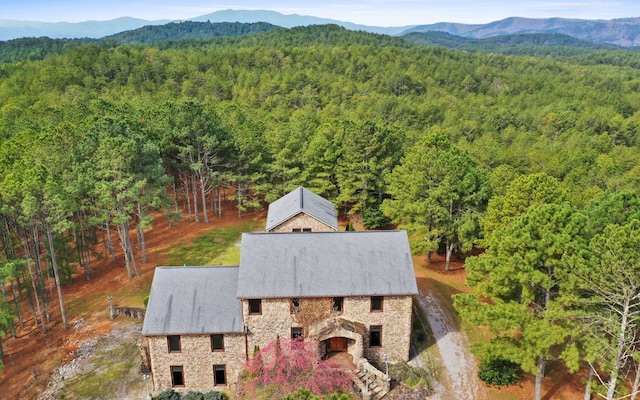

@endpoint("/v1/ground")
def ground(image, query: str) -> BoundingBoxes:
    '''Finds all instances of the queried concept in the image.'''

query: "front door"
[327,337,348,352]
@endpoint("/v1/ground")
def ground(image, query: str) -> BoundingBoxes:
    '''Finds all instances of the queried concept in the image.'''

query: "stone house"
[142,188,418,397]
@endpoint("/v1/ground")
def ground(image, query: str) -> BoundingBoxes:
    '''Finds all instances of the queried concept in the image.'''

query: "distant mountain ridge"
[0,17,168,41]
[190,9,411,35]
[1,10,640,47]
[402,16,640,47]
[103,21,279,45]
[402,31,623,57]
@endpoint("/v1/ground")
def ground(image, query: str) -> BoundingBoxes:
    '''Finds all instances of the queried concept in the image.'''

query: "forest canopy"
[0,25,640,394]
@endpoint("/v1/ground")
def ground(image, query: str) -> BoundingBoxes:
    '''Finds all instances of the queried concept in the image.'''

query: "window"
[213,364,227,386]
[370,296,384,312]
[291,298,300,313]
[248,299,262,315]
[292,228,312,232]
[167,335,181,353]
[333,297,344,313]
[171,365,184,387]
[291,327,303,340]
[370,325,382,347]
[211,334,224,352]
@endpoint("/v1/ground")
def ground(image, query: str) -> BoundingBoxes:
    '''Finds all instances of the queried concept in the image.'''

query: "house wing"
[142,266,243,335]
[266,187,338,231]
[237,230,418,298]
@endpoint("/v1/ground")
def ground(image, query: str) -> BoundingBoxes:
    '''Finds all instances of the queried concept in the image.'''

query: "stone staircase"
[352,360,390,400]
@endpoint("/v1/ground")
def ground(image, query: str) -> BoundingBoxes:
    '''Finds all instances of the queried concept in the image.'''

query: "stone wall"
[242,295,413,365]
[146,333,246,393]
[269,212,337,232]
[243,298,299,352]
[341,296,414,364]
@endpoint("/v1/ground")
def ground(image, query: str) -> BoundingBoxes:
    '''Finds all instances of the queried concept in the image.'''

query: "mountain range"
[1,10,640,47]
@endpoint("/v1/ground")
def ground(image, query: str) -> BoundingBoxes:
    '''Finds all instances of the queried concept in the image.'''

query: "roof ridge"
[299,187,304,209]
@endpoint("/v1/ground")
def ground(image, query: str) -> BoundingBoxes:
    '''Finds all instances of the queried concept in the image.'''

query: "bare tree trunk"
[199,173,209,223]
[631,359,640,400]
[31,226,50,324]
[534,356,545,400]
[607,297,632,400]
[584,366,593,400]
[192,172,200,222]
[10,281,23,330]
[217,183,223,217]
[136,203,148,264]
[117,222,133,280]
[29,260,45,333]
[137,226,147,264]
[180,172,192,221]
[126,220,139,277]
[137,225,147,264]
[445,240,453,271]
[237,181,243,219]
[77,211,92,280]
[105,221,117,262]
[45,221,68,330]
[172,179,179,213]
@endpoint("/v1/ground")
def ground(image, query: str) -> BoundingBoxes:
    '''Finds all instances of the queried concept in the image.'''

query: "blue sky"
[3,1,640,26]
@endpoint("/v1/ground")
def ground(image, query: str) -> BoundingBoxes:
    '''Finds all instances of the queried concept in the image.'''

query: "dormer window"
[371,296,384,312]
[291,298,300,313]
[211,334,224,352]
[248,299,262,315]
[333,297,344,313]
[167,335,181,353]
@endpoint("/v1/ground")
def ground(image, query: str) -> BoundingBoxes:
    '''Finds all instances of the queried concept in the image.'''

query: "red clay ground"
[1,200,264,400]
[416,254,586,400]
[2,200,585,400]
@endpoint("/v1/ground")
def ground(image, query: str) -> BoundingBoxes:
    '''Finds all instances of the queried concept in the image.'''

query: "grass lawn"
[166,219,261,266]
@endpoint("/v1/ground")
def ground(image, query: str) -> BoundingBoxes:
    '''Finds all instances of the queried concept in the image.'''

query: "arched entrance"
[308,316,366,361]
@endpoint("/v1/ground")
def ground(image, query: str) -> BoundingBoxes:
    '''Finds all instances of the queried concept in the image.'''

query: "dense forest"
[1,23,640,399]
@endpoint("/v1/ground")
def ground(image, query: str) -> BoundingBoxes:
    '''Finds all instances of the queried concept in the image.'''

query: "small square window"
[248,299,262,315]
[171,365,184,387]
[291,327,303,340]
[211,334,224,352]
[370,296,384,312]
[214,364,227,386]
[167,335,181,353]
[370,325,382,347]
[333,297,344,313]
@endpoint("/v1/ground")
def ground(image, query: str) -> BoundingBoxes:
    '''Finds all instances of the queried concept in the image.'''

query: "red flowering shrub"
[236,338,352,399]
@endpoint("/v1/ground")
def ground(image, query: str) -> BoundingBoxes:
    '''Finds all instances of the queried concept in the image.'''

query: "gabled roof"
[237,231,418,299]
[142,266,243,335]
[266,187,338,231]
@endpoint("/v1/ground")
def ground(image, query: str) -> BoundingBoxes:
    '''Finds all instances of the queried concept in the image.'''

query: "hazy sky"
[3,0,640,26]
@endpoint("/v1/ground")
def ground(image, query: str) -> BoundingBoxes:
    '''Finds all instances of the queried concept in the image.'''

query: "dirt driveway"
[413,259,488,400]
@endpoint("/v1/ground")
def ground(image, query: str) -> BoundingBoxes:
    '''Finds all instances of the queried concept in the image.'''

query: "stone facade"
[242,295,413,366]
[147,333,246,393]
[268,212,338,232]
[143,188,417,396]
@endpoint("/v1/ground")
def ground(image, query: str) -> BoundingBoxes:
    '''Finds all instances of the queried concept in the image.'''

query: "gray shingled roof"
[266,187,338,231]
[237,231,418,298]
[142,266,243,335]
